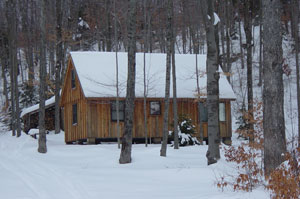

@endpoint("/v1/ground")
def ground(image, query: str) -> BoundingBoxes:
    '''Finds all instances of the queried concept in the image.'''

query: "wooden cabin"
[60,52,236,144]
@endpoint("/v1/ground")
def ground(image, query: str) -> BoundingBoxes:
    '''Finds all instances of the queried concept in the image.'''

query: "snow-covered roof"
[21,96,55,117]
[70,52,236,99]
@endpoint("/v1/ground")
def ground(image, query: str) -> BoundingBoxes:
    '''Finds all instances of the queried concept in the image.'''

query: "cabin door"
[87,103,97,143]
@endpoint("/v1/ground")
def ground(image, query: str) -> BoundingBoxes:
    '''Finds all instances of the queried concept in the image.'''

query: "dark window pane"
[72,104,77,124]
[71,69,76,88]
[150,101,161,115]
[199,102,208,122]
[111,101,125,121]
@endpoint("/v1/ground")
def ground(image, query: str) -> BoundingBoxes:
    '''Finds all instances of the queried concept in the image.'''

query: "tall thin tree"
[160,0,173,157]
[262,0,286,175]
[292,0,300,145]
[171,0,179,150]
[38,0,47,153]
[119,0,137,164]
[55,0,63,134]
[114,0,121,149]
[243,0,254,142]
[6,0,21,137]
[204,0,220,165]
[143,0,148,147]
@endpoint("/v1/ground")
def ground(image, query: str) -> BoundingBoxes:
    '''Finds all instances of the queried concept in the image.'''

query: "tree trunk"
[204,0,220,165]
[105,0,112,52]
[114,0,121,149]
[170,1,179,150]
[0,40,9,111]
[225,0,231,82]
[238,13,245,70]
[262,0,286,175]
[172,47,179,149]
[196,54,204,145]
[243,0,254,142]
[6,0,19,136]
[258,0,263,87]
[160,0,173,157]
[38,0,47,154]
[292,0,300,146]
[55,0,63,134]
[119,0,136,164]
[143,0,149,147]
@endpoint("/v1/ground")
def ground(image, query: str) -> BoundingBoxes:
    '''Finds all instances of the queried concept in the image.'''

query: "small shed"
[21,96,57,133]
[60,52,236,144]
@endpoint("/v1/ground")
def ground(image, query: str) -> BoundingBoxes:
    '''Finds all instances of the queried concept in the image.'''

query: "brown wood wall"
[82,98,232,142]
[61,59,87,143]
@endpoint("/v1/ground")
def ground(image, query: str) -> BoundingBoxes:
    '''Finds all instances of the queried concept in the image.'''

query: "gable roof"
[69,52,236,99]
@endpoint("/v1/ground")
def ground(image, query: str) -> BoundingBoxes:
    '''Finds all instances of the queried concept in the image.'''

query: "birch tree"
[204,0,220,165]
[292,0,300,145]
[262,0,286,175]
[119,0,136,164]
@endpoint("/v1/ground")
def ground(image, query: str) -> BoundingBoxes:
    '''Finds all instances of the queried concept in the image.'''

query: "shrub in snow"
[218,102,264,192]
[267,147,300,199]
[170,115,200,146]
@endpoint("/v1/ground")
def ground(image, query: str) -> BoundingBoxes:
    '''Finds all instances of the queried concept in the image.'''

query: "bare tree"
[119,0,137,164]
[114,0,121,149]
[170,0,179,150]
[204,0,220,165]
[55,0,63,134]
[160,0,173,157]
[38,0,47,153]
[143,0,148,147]
[243,0,254,142]
[6,0,21,137]
[195,54,204,145]
[292,0,300,145]
[262,0,286,175]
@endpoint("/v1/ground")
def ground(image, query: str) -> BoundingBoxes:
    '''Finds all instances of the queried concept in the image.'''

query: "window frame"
[219,102,226,122]
[72,103,78,125]
[71,69,76,89]
[111,100,125,122]
[150,101,161,115]
[198,102,226,122]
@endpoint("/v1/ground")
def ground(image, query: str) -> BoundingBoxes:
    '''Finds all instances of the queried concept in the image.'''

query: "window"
[198,102,226,122]
[71,69,76,89]
[219,103,226,122]
[72,104,78,125]
[199,102,208,122]
[111,101,125,121]
[150,101,161,115]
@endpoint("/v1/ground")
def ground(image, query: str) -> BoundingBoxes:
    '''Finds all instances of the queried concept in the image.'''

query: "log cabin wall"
[60,59,87,143]
[84,98,232,142]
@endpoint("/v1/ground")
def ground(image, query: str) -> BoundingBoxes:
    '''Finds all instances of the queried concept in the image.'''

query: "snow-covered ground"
[0,130,268,199]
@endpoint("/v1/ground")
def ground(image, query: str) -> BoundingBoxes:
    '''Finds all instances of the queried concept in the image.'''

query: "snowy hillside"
[0,131,268,199]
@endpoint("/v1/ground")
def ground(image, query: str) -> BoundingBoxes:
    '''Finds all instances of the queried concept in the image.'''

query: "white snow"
[207,13,220,25]
[0,130,268,199]
[70,52,236,99]
[20,96,55,117]
[213,12,220,25]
